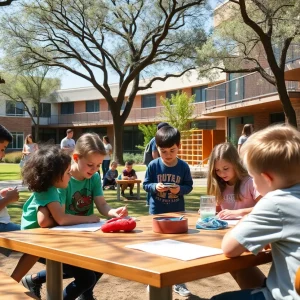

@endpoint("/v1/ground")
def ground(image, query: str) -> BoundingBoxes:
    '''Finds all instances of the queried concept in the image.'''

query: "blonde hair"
[241,124,300,184]
[207,142,249,204]
[74,133,106,157]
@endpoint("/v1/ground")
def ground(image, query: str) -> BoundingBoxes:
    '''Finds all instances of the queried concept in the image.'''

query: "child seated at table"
[103,161,118,190]
[121,161,137,197]
[211,124,300,300]
[19,133,128,300]
[0,125,20,257]
[11,145,100,299]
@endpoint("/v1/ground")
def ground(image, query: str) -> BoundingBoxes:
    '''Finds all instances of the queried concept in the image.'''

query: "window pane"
[141,94,156,108]
[192,86,207,102]
[86,100,99,112]
[6,101,24,115]
[166,90,180,99]
[6,132,24,149]
[61,103,74,114]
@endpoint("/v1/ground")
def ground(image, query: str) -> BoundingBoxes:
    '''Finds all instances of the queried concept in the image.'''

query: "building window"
[270,112,285,124]
[142,94,156,108]
[86,100,99,112]
[33,103,51,118]
[6,101,25,116]
[166,90,181,99]
[192,86,208,102]
[191,120,216,129]
[6,132,24,149]
[61,102,74,114]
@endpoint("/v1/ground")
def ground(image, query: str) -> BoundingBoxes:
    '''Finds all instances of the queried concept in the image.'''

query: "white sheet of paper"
[50,221,105,232]
[125,239,223,261]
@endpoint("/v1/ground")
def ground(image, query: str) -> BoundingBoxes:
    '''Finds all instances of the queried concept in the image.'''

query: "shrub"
[123,153,143,164]
[3,151,23,163]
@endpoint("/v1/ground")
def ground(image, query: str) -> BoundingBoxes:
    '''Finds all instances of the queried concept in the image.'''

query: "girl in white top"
[101,135,112,179]
[22,134,38,164]
[237,124,253,154]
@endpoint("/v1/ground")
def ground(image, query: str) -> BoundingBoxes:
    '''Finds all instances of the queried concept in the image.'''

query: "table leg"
[149,286,172,300]
[137,183,140,200]
[46,259,63,300]
[117,183,121,201]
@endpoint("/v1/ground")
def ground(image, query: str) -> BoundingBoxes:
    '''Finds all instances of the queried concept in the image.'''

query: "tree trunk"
[112,113,125,165]
[35,116,40,142]
[275,73,297,128]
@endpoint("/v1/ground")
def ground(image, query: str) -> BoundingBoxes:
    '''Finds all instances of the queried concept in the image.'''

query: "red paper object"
[101,217,136,233]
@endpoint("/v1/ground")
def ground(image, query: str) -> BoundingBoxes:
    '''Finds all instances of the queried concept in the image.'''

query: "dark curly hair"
[22,145,71,193]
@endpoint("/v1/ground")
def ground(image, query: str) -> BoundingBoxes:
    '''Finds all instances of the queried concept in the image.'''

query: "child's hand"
[87,214,101,223]
[217,209,240,220]
[169,185,180,194]
[4,188,19,203]
[156,183,168,192]
[112,206,128,218]
[0,187,11,197]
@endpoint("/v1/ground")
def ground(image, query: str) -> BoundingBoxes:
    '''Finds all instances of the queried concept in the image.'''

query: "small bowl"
[152,216,188,234]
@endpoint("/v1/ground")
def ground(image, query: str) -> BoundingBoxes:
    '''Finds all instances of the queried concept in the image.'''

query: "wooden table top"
[116,179,142,183]
[0,212,271,287]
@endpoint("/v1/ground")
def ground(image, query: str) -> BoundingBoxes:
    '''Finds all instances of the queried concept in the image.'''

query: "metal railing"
[205,62,300,110]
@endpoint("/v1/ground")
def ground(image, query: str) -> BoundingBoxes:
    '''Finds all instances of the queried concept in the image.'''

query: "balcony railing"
[205,68,300,110]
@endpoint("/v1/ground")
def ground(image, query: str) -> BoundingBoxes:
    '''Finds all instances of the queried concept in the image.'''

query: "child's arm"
[130,170,137,180]
[39,202,100,227]
[0,188,19,211]
[94,196,128,218]
[11,254,39,282]
[221,229,248,257]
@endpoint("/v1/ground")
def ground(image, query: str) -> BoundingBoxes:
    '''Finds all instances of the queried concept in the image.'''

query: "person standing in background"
[102,136,112,179]
[21,134,38,165]
[237,124,253,154]
[60,129,75,155]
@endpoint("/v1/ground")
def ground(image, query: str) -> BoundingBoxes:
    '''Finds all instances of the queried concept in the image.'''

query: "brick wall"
[254,112,270,130]
[216,118,226,130]
[0,117,32,136]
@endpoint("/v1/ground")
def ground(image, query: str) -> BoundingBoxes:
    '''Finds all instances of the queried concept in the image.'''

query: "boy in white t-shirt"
[0,125,20,255]
[211,125,300,300]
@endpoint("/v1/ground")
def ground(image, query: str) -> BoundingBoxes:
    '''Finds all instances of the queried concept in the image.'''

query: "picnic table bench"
[0,270,37,299]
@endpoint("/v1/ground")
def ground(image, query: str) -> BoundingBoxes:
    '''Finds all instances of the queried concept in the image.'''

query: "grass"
[1,163,205,224]
[0,163,22,180]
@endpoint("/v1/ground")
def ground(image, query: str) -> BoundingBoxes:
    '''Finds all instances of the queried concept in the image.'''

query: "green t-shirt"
[58,172,103,216]
[21,187,61,230]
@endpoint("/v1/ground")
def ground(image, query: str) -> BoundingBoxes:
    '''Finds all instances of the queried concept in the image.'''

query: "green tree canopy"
[0,0,208,163]
[160,91,196,133]
[0,67,60,141]
[197,0,300,127]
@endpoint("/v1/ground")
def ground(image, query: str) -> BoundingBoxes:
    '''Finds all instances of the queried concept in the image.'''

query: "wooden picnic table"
[115,179,142,200]
[0,212,272,300]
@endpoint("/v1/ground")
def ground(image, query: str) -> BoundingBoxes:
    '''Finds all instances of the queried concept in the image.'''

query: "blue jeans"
[211,289,266,300]
[0,222,20,256]
[0,222,20,232]
[36,259,102,299]
[101,160,110,178]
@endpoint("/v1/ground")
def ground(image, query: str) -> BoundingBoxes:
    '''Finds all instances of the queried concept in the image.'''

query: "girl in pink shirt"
[205,142,264,289]
[207,142,261,219]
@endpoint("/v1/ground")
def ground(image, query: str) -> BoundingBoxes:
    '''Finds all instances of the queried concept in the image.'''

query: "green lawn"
[0,163,22,180]
[1,163,205,224]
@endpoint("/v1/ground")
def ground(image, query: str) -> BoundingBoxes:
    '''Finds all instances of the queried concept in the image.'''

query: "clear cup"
[200,195,216,219]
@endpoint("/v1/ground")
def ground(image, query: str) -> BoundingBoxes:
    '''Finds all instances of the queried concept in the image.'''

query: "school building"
[1,2,300,154]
